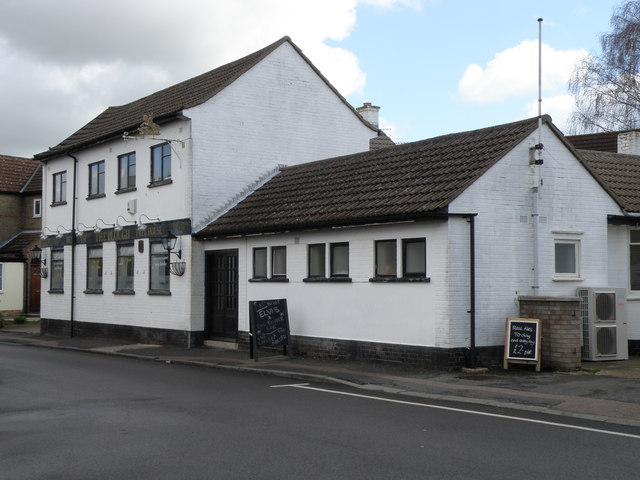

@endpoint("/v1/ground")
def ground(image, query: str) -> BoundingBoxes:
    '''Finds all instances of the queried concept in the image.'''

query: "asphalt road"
[1,344,639,479]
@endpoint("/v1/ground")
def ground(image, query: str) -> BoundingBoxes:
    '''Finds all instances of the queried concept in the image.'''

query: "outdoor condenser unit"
[576,288,628,361]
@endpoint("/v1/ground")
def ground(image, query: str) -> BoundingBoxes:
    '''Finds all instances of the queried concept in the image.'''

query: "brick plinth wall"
[518,296,581,371]
[238,331,502,370]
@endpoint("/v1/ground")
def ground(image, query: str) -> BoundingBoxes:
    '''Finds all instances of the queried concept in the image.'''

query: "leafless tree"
[569,1,640,133]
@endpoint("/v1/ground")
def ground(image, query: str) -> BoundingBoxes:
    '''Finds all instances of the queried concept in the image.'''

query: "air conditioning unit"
[576,288,628,361]
[127,199,137,215]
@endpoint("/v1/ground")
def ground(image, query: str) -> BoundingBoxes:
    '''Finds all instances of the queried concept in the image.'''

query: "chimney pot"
[356,102,380,129]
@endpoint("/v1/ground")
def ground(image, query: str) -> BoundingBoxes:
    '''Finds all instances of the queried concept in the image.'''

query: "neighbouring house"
[193,115,640,367]
[33,37,383,343]
[0,154,42,316]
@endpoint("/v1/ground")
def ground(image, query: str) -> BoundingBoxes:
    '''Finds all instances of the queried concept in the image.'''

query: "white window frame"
[553,239,581,280]
[0,263,4,292]
[33,198,42,218]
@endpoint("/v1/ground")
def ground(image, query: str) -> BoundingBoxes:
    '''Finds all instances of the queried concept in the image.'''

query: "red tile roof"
[196,116,548,238]
[0,155,40,193]
[0,231,41,261]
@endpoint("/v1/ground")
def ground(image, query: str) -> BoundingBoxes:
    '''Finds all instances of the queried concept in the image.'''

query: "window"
[554,240,580,279]
[330,243,349,277]
[308,244,326,278]
[403,238,426,278]
[53,171,67,204]
[50,249,64,291]
[33,199,41,218]
[271,246,287,278]
[88,161,105,197]
[118,153,136,190]
[0,263,3,292]
[150,241,169,292]
[630,231,640,290]
[151,143,171,183]
[253,247,267,279]
[116,244,135,292]
[86,246,103,292]
[375,240,397,277]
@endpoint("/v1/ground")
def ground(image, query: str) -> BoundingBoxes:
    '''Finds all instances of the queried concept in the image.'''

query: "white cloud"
[0,0,420,156]
[457,40,588,104]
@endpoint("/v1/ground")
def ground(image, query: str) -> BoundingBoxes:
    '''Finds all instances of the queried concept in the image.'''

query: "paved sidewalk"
[2,322,640,428]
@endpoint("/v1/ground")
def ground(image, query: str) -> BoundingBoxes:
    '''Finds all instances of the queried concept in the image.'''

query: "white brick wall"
[187,42,377,230]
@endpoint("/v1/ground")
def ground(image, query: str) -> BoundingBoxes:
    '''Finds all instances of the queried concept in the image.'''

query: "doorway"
[29,265,41,312]
[205,249,238,340]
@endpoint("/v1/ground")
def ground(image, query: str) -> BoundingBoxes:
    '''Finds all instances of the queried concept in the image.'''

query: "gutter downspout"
[465,213,477,368]
[69,154,78,338]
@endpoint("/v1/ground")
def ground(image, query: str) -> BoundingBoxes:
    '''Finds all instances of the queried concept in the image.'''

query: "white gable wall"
[449,124,622,348]
[187,42,377,230]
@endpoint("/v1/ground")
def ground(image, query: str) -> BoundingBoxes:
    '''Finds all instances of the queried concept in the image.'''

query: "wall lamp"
[30,245,48,278]
[41,227,56,239]
[94,218,115,233]
[162,231,185,276]
[56,225,72,238]
[138,214,160,231]
[114,215,136,232]
[76,222,93,236]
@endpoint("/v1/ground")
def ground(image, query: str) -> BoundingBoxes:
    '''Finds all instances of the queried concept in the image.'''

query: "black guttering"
[69,154,78,338]
[608,214,640,225]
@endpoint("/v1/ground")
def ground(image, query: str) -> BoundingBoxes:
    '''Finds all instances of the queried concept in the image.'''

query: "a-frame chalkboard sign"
[503,318,542,371]
[249,299,291,362]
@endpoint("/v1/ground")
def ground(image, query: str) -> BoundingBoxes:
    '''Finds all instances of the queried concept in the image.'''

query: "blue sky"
[0,0,625,156]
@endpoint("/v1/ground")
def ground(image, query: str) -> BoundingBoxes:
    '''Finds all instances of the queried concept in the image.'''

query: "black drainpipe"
[465,214,477,368]
[69,154,78,338]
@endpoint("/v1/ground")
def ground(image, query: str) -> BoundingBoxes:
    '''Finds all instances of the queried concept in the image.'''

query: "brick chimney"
[617,131,640,154]
[356,102,380,129]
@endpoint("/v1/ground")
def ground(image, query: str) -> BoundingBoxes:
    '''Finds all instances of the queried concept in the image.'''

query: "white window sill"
[626,292,640,301]
[552,276,583,282]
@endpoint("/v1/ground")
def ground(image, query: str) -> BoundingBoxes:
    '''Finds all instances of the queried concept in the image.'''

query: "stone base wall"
[40,318,205,348]
[518,296,582,371]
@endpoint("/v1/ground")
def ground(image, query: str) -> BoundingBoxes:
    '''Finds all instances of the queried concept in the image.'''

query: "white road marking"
[276,383,640,440]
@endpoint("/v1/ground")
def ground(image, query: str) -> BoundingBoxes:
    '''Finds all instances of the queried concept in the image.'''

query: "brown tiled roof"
[35,36,375,161]
[578,149,640,212]
[0,231,41,261]
[0,155,40,193]
[196,116,547,238]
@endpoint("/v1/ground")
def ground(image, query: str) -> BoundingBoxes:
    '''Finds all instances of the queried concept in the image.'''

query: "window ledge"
[148,179,172,188]
[113,289,135,295]
[552,276,583,282]
[249,277,290,283]
[48,289,64,294]
[369,276,431,283]
[86,193,106,201]
[303,277,352,283]
[147,290,171,296]
[626,292,640,301]
[115,187,137,195]
[50,201,67,207]
[83,289,103,294]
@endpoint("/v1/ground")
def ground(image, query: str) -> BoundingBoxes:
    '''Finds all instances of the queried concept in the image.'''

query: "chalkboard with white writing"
[249,299,291,362]
[504,318,541,371]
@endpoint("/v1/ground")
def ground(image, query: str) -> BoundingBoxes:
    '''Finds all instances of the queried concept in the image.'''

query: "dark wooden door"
[205,250,238,340]
[29,265,41,312]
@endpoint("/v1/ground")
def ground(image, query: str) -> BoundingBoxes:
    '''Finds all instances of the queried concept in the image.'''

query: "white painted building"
[195,116,640,366]
[34,37,381,344]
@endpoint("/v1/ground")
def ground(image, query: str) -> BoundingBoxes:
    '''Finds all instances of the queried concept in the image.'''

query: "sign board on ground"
[503,318,541,371]
[249,299,291,362]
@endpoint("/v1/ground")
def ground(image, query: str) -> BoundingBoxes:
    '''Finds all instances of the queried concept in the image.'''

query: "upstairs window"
[88,161,105,197]
[118,152,136,191]
[308,244,326,278]
[630,231,640,291]
[33,198,42,218]
[151,143,171,183]
[53,171,67,204]
[0,263,4,292]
